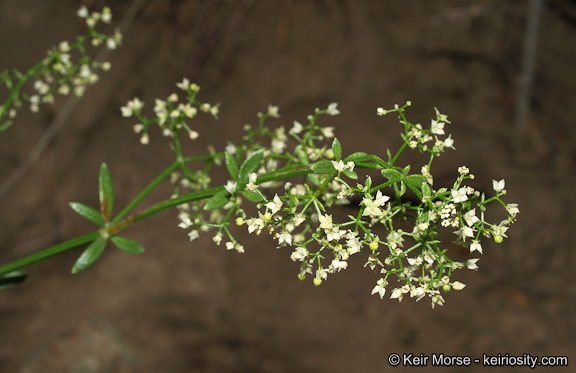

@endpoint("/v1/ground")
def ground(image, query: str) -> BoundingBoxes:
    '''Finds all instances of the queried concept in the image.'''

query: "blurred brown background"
[1,0,575,371]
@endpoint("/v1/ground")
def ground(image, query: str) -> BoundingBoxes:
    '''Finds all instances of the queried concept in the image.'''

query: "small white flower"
[267,104,280,118]
[444,135,455,149]
[327,102,340,115]
[278,231,293,246]
[320,127,334,138]
[431,120,445,135]
[466,258,479,270]
[188,230,199,241]
[492,179,505,192]
[452,281,466,290]
[330,259,348,272]
[77,6,88,18]
[265,194,283,215]
[371,278,387,299]
[410,286,426,301]
[290,247,308,261]
[451,187,468,203]
[506,203,519,216]
[176,77,190,91]
[319,214,333,230]
[224,180,237,194]
[213,233,222,245]
[332,160,346,172]
[463,209,479,226]
[290,120,303,134]
[470,240,483,254]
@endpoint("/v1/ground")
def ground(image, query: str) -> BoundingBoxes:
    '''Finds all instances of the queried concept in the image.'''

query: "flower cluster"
[120,78,218,145]
[122,82,519,308]
[0,6,120,130]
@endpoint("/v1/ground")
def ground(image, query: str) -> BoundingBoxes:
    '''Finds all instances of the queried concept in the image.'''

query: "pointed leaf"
[342,169,358,180]
[0,271,28,290]
[69,202,105,226]
[204,189,231,210]
[238,150,264,184]
[72,236,107,274]
[99,163,114,222]
[381,168,402,183]
[311,160,335,174]
[225,152,239,181]
[0,120,13,132]
[332,138,342,161]
[344,152,370,164]
[403,174,427,199]
[111,235,144,254]
[241,190,264,203]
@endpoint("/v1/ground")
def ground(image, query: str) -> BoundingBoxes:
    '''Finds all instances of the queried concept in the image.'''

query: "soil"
[1,1,576,372]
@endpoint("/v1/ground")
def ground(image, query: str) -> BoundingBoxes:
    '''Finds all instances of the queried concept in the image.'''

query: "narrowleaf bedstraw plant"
[0,7,519,308]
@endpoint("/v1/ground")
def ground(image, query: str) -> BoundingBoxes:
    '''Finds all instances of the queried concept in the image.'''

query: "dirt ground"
[1,1,576,372]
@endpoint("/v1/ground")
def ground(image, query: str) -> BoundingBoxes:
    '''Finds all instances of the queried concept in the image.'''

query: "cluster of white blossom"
[0,6,120,128]
[122,82,519,308]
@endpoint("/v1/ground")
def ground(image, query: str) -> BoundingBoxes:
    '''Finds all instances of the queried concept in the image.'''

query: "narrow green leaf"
[421,182,433,198]
[403,174,427,199]
[72,236,107,274]
[0,120,13,132]
[381,168,402,183]
[342,169,358,180]
[204,189,230,210]
[238,150,264,184]
[344,152,370,164]
[99,163,114,222]
[111,236,144,254]
[311,160,335,174]
[0,271,28,290]
[69,202,105,226]
[241,190,264,203]
[224,152,239,181]
[332,138,342,161]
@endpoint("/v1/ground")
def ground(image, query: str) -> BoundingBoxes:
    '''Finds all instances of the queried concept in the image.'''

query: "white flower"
[320,127,334,138]
[224,180,237,194]
[188,230,199,241]
[492,179,505,192]
[226,241,235,251]
[410,286,426,301]
[470,240,483,254]
[371,278,387,299]
[265,194,283,215]
[327,102,340,115]
[319,214,333,230]
[506,203,519,216]
[466,258,479,270]
[246,173,258,191]
[332,160,346,172]
[290,120,303,134]
[458,166,469,175]
[362,190,390,218]
[390,285,410,302]
[463,209,479,226]
[330,259,348,272]
[452,281,466,290]
[451,187,468,203]
[77,6,88,18]
[213,233,222,245]
[290,247,308,261]
[267,104,280,118]
[444,135,455,149]
[431,120,445,135]
[176,77,190,91]
[278,231,293,246]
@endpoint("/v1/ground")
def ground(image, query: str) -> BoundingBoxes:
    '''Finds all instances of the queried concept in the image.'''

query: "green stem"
[0,231,99,276]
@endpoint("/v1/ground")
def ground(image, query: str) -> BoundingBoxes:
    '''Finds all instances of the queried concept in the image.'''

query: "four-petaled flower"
[371,278,388,299]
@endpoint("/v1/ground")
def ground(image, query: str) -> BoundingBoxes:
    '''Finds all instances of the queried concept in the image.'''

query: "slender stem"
[0,231,99,276]
[112,161,180,223]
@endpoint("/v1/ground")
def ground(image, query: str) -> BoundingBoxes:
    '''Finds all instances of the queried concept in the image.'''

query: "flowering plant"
[0,7,518,308]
